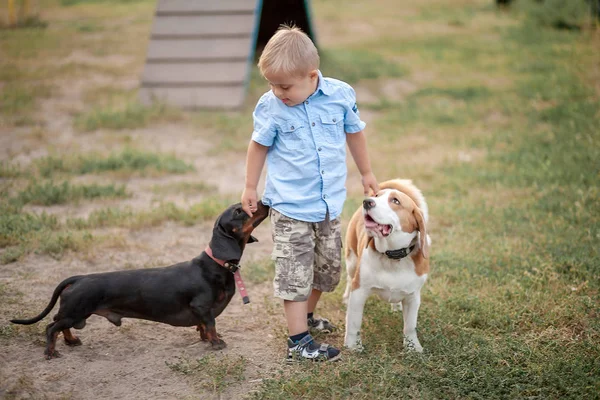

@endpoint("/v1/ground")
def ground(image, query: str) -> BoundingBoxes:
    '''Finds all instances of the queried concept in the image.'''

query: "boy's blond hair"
[258,25,319,77]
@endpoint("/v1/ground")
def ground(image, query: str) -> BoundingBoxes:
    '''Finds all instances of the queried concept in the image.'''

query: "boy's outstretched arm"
[346,130,379,196]
[242,140,269,216]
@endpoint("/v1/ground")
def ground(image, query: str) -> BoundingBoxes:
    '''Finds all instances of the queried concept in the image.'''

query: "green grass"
[0,195,234,264]
[244,257,276,284]
[0,162,24,179]
[150,181,216,196]
[248,2,599,399]
[35,148,194,178]
[74,100,183,131]
[0,202,94,263]
[0,82,53,126]
[166,354,247,393]
[16,180,128,206]
[1,0,599,398]
[320,48,407,84]
[66,196,236,230]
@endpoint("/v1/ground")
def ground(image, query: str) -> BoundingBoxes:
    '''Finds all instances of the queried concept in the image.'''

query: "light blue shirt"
[251,70,366,222]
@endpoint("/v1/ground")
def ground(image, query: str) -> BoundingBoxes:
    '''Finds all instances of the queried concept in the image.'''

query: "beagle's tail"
[10,276,81,325]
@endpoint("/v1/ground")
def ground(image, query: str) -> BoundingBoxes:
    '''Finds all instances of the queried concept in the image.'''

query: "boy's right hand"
[241,188,258,217]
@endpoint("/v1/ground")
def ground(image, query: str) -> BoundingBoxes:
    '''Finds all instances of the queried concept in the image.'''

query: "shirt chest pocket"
[319,114,345,144]
[279,120,305,150]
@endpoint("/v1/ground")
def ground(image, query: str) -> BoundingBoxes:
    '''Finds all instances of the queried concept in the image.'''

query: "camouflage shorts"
[270,209,342,302]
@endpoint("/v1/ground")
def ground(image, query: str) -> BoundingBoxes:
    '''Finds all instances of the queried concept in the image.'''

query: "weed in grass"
[74,101,183,132]
[0,206,60,248]
[517,0,596,30]
[0,246,25,264]
[66,197,235,231]
[167,354,246,393]
[16,180,128,206]
[0,199,98,262]
[35,148,194,178]
[77,149,193,175]
[244,257,275,284]
[411,86,492,102]
[67,207,134,230]
[0,324,17,338]
[0,83,53,126]
[73,21,103,33]
[36,231,94,259]
[320,48,407,84]
[0,162,23,178]
[150,181,216,196]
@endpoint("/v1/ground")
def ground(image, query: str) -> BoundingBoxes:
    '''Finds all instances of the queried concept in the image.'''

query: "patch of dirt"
[0,217,284,400]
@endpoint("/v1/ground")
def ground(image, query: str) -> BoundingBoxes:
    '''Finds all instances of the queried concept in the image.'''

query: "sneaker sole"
[286,352,342,363]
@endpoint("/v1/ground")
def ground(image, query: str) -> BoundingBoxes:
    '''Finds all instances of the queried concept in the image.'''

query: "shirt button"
[312,122,315,127]
[305,101,309,105]
[321,170,325,175]
[318,147,322,151]
[323,194,328,199]
[290,126,294,130]
[332,118,336,122]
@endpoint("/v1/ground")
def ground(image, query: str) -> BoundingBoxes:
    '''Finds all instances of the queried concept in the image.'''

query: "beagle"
[343,179,430,352]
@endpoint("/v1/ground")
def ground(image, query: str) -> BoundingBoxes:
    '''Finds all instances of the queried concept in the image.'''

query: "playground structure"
[6,0,36,27]
[139,0,315,110]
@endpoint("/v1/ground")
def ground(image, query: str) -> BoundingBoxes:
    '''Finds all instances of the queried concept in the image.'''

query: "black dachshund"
[11,202,270,359]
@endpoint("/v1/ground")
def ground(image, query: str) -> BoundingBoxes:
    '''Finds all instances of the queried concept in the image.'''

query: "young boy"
[241,25,378,362]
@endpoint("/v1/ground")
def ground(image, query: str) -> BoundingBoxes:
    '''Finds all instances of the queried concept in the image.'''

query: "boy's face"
[264,70,319,107]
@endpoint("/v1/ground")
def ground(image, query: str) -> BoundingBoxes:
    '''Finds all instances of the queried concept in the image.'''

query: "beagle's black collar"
[385,244,416,260]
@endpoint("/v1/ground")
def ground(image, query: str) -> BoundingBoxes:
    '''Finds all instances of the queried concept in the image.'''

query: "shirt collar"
[311,70,331,97]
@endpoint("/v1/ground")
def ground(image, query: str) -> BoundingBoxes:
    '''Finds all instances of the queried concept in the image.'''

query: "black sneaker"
[287,334,341,362]
[308,316,337,334]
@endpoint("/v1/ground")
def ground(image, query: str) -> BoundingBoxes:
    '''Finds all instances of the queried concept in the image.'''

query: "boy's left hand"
[361,172,379,196]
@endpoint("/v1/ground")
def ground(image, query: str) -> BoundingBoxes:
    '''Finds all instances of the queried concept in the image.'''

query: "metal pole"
[8,0,17,27]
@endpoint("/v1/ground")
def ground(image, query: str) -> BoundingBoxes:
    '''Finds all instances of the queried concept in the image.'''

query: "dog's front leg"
[401,291,423,352]
[344,288,369,350]
[190,298,226,350]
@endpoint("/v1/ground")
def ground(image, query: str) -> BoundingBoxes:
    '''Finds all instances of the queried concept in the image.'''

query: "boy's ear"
[309,70,319,80]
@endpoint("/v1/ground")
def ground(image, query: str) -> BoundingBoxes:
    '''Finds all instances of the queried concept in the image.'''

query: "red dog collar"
[205,246,250,304]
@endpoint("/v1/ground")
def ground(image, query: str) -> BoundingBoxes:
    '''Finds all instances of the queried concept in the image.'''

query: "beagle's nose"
[363,199,376,210]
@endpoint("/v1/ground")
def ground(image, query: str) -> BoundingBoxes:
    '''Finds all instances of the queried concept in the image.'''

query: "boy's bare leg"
[284,300,309,335]
[307,289,322,314]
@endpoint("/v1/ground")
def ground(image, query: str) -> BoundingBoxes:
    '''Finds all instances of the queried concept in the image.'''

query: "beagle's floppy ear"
[412,206,429,259]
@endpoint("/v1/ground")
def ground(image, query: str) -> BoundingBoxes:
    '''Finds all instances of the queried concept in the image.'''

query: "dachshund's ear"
[210,223,242,262]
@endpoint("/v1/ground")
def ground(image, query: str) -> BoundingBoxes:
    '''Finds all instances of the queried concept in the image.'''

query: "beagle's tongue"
[365,217,392,236]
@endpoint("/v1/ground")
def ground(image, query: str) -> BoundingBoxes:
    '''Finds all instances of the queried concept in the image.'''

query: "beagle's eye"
[392,198,400,205]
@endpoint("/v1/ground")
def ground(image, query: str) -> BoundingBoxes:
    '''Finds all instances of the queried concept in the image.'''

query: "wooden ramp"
[139,0,261,110]
[140,0,316,110]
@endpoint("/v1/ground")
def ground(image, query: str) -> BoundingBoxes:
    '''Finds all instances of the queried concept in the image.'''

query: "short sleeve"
[251,96,276,147]
[343,86,367,134]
